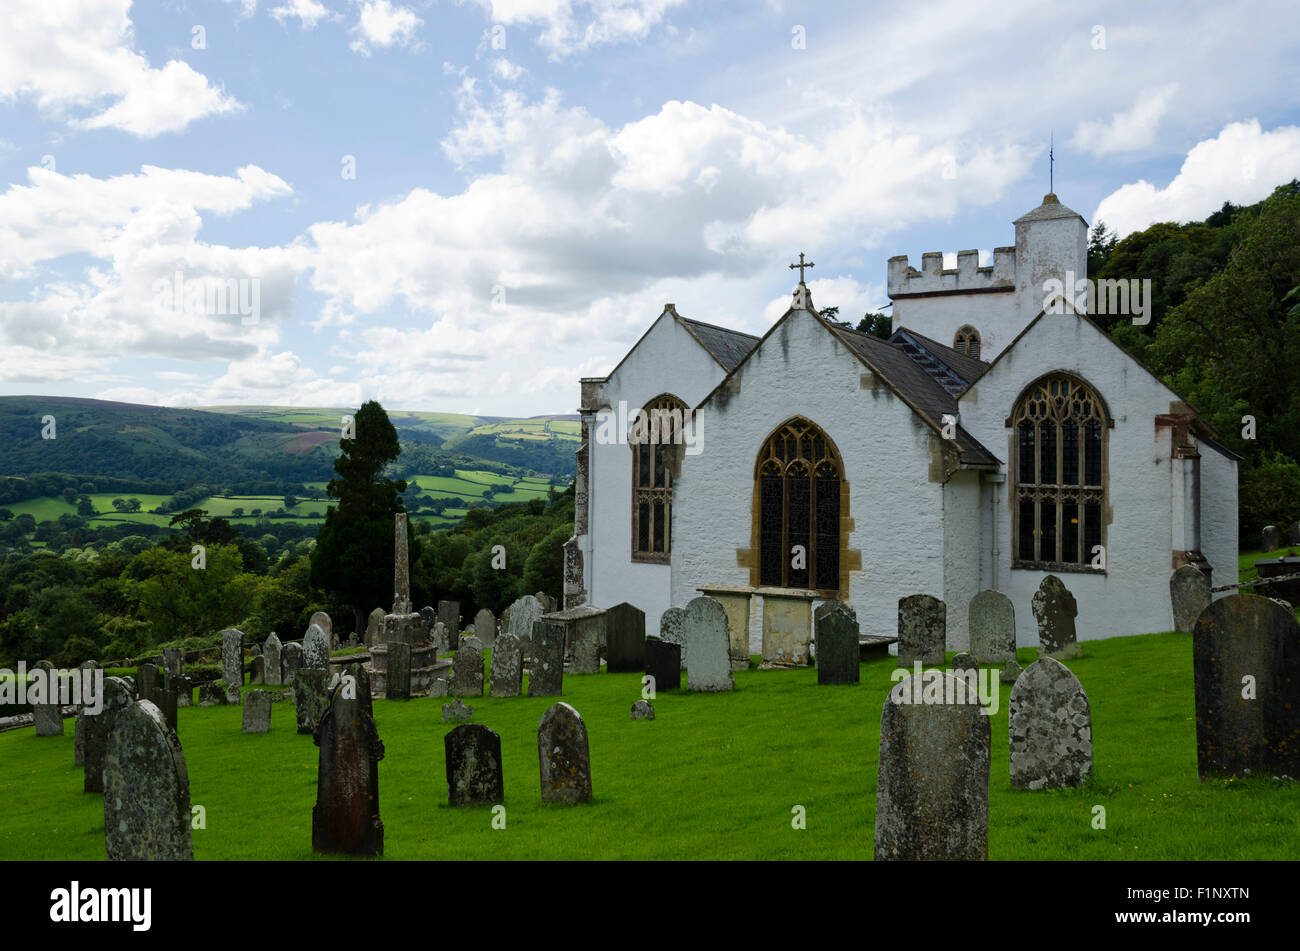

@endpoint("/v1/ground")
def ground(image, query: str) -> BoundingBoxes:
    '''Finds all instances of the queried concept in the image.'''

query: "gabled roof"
[597,304,758,387]
[694,296,1000,469]
[677,315,759,371]
[959,294,1226,444]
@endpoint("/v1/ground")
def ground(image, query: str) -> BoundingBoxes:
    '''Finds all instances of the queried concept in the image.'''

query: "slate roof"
[825,323,1000,467]
[891,327,990,387]
[679,317,759,371]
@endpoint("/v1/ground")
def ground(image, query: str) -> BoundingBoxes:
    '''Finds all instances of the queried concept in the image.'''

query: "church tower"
[888,194,1088,361]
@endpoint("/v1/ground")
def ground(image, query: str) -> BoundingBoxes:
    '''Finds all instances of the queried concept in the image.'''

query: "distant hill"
[0,397,578,493]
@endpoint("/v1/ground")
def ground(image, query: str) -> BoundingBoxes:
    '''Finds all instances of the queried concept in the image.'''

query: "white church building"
[564,194,1239,653]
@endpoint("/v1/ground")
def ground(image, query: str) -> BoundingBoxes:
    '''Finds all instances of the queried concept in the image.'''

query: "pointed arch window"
[1011,373,1108,570]
[954,325,981,360]
[631,394,686,563]
[756,418,843,591]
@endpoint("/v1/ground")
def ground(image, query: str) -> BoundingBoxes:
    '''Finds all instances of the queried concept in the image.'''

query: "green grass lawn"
[2,630,1297,860]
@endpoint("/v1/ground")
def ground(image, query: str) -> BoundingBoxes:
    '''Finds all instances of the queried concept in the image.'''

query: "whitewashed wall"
[957,312,1230,641]
[670,306,947,644]
[586,310,727,623]
[1198,437,1240,599]
[942,470,983,650]
[893,291,1017,360]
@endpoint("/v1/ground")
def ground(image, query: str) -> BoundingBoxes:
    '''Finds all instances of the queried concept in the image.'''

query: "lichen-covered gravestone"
[445,723,503,806]
[33,661,64,736]
[875,671,989,860]
[1032,575,1081,660]
[162,648,183,685]
[474,608,497,650]
[242,690,273,734]
[282,642,304,685]
[605,602,646,673]
[489,633,523,698]
[84,677,134,793]
[1170,565,1212,635]
[442,699,474,722]
[221,628,244,704]
[968,590,1016,665]
[659,607,687,670]
[365,607,386,647]
[103,700,193,861]
[388,642,412,700]
[437,600,461,651]
[506,595,544,652]
[1008,656,1092,789]
[684,596,733,693]
[309,612,332,637]
[816,601,859,686]
[1193,593,1300,779]
[312,678,384,856]
[264,632,282,687]
[451,642,484,697]
[630,699,655,720]
[303,623,331,670]
[951,652,977,675]
[897,594,945,667]
[528,619,565,697]
[294,668,331,734]
[644,637,681,693]
[538,702,592,804]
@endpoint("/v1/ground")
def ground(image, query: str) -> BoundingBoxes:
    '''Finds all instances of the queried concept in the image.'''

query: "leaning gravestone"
[242,690,273,734]
[84,677,134,793]
[103,700,193,861]
[437,600,461,650]
[537,702,592,804]
[365,607,386,647]
[1031,575,1081,660]
[1193,593,1300,779]
[645,637,681,693]
[474,609,496,650]
[282,642,304,684]
[387,642,412,700]
[969,590,1016,665]
[294,668,331,734]
[528,620,566,697]
[451,642,484,697]
[659,607,687,670]
[312,679,384,856]
[1008,656,1092,789]
[816,601,859,686]
[506,595,544,649]
[1262,525,1281,552]
[684,596,734,692]
[605,602,646,673]
[1170,565,1212,635]
[489,633,524,698]
[33,661,64,736]
[875,671,989,860]
[445,724,503,806]
[221,628,244,704]
[303,624,331,670]
[264,632,282,687]
[162,648,183,684]
[897,594,945,667]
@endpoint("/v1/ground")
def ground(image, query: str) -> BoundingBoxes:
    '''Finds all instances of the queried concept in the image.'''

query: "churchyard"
[3,624,1297,861]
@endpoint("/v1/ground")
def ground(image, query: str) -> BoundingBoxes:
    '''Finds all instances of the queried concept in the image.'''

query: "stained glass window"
[631,394,686,563]
[754,418,843,592]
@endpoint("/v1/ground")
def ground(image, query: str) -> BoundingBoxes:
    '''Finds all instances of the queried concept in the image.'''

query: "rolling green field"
[5,470,557,539]
[2,631,1296,860]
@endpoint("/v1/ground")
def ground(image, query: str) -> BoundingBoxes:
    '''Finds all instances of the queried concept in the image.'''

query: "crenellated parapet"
[887,247,1016,298]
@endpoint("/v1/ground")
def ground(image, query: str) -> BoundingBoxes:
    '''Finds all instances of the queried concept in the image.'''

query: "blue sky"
[1,0,1298,416]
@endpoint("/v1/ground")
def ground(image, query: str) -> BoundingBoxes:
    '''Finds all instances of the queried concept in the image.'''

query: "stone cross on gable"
[393,512,411,615]
[789,252,814,284]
